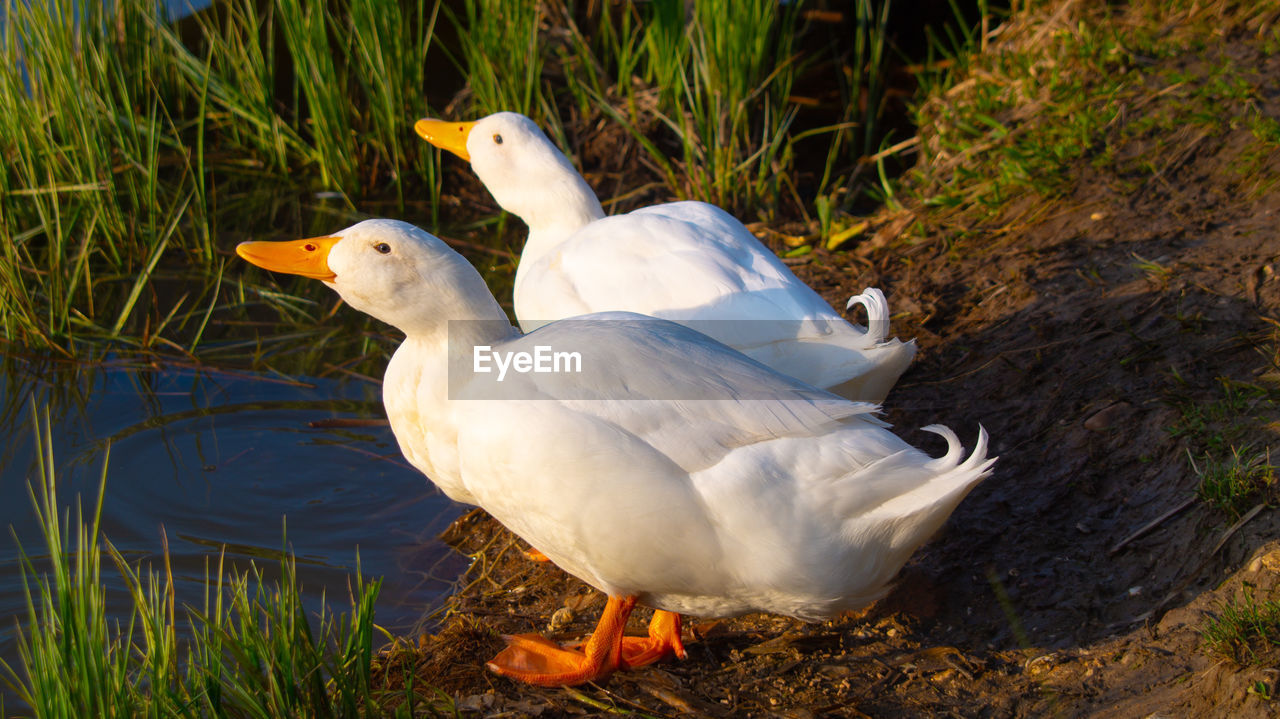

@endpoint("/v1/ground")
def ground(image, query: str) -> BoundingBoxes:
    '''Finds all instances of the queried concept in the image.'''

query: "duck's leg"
[620,610,686,668]
[487,595,637,686]
[524,547,551,562]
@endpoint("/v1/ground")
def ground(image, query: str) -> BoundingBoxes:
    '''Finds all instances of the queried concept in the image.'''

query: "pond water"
[0,352,467,663]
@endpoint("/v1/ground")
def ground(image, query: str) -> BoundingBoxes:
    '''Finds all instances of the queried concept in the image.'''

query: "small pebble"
[547,606,575,632]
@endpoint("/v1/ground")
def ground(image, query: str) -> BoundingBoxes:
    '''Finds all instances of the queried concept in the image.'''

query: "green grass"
[648,0,801,212]
[1168,378,1272,454]
[448,0,895,222]
[0,0,443,353]
[0,0,197,348]
[1131,253,1173,289]
[448,0,806,213]
[910,12,1127,212]
[900,0,1280,241]
[448,0,544,119]
[1189,446,1277,521]
[1202,588,1280,666]
[1,406,450,717]
[1167,376,1280,519]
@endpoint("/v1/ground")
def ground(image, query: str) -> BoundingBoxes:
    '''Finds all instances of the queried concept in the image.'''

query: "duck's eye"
[493,133,503,145]
[374,242,391,254]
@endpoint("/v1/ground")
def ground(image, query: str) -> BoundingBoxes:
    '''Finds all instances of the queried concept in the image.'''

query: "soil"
[370,4,1280,716]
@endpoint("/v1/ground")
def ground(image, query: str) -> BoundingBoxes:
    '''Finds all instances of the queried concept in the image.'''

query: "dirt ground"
[370,3,1280,716]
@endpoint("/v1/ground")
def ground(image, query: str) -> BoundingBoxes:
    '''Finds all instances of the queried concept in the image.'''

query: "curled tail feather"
[845,287,891,345]
[921,424,993,475]
[854,424,995,550]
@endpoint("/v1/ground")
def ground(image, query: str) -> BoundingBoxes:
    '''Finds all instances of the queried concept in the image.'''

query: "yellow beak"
[415,118,475,162]
[236,236,341,282]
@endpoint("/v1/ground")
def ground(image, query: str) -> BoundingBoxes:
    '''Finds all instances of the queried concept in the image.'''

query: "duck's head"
[236,219,505,335]
[414,112,603,232]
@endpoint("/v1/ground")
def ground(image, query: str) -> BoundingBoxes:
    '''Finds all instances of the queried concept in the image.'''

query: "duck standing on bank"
[236,219,994,687]
[415,112,915,403]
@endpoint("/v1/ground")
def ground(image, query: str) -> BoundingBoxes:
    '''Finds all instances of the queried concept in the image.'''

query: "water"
[0,352,467,664]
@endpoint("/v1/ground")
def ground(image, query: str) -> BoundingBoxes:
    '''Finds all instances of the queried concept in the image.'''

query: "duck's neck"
[401,293,519,357]
[384,305,518,506]
[513,172,605,269]
[392,318,517,408]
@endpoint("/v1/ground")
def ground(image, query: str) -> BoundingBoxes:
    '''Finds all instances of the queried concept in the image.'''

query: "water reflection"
[0,352,466,664]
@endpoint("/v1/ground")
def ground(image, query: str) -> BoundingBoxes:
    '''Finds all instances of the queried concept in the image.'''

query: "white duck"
[236,219,994,687]
[415,112,916,403]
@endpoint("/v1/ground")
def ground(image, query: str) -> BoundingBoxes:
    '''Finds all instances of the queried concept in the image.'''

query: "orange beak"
[236,236,341,282]
[414,118,475,161]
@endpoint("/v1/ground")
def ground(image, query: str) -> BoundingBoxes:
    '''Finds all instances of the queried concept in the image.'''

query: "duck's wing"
[523,203,919,396]
[527,202,850,336]
[448,315,989,613]
[451,313,883,473]
[448,314,883,601]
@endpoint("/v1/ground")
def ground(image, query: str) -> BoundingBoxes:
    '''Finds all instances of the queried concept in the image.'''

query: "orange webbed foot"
[486,596,635,686]
[485,598,688,686]
[487,633,615,686]
[620,610,687,668]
